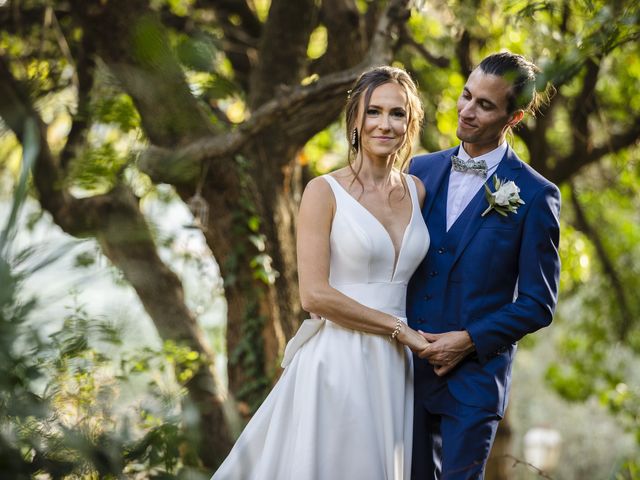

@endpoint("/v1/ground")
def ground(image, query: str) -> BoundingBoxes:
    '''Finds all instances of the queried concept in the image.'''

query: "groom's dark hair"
[477,52,549,115]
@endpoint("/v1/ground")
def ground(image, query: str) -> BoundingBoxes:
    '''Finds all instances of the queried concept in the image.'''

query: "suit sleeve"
[466,183,561,364]
[408,155,422,176]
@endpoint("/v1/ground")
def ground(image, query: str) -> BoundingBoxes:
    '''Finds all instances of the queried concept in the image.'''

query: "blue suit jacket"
[407,146,561,416]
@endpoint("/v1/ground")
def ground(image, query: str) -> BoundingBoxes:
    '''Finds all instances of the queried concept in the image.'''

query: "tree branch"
[586,119,640,164]
[0,3,73,35]
[569,183,633,338]
[366,0,411,64]
[59,18,96,173]
[364,0,385,42]
[197,0,261,39]
[503,454,555,479]
[138,66,363,183]
[313,0,369,76]
[196,0,261,91]
[0,54,92,232]
[397,23,450,68]
[245,0,413,152]
[248,0,318,107]
[139,0,414,183]
[310,0,366,76]
[518,93,561,176]
[69,0,215,146]
[455,29,473,78]
[570,58,600,159]
[550,116,640,185]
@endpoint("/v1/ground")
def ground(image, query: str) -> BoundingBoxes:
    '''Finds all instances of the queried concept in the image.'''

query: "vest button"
[429,271,438,277]
[424,294,432,301]
[437,247,446,254]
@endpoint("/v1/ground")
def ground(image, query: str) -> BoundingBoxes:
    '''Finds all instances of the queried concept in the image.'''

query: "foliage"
[224,154,273,413]
[0,262,210,479]
[617,460,640,480]
[548,184,640,458]
[0,143,207,478]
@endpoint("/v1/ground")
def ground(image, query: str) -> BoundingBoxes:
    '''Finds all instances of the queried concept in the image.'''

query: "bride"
[212,66,430,480]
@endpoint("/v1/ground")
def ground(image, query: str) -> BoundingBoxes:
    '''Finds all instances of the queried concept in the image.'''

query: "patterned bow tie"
[451,155,488,177]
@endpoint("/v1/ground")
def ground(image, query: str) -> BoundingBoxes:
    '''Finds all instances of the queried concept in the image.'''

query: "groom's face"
[456,68,520,157]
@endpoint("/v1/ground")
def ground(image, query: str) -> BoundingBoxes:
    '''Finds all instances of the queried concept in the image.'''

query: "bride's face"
[357,82,409,163]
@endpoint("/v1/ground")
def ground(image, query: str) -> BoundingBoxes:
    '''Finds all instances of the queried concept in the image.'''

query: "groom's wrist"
[463,330,476,353]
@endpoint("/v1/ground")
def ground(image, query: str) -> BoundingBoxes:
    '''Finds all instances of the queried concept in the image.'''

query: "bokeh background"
[1,0,639,478]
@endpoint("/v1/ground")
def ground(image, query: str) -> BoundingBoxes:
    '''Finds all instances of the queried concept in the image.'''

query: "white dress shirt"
[446,142,507,231]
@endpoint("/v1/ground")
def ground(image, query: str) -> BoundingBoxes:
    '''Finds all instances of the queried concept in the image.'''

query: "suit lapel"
[450,146,524,268]
[422,147,458,221]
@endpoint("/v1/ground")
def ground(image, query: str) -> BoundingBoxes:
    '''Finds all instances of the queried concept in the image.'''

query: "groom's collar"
[457,142,508,171]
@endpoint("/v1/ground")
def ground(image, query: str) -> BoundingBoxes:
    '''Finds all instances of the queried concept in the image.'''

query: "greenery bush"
[0,146,208,479]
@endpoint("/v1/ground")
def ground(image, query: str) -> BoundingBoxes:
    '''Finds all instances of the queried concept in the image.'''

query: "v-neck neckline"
[326,174,415,279]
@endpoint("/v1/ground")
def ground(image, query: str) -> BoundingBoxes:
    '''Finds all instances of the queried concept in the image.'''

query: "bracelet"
[390,317,403,341]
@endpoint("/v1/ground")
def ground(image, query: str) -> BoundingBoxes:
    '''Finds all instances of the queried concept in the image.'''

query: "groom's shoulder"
[409,147,457,175]
[509,149,558,193]
[518,159,559,193]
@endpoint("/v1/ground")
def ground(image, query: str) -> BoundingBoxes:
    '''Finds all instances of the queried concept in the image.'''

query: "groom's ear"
[508,110,525,127]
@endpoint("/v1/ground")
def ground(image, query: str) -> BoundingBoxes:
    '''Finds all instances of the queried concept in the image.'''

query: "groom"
[407,52,561,479]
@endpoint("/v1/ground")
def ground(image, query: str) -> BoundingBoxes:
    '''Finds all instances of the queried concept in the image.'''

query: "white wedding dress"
[212,174,429,480]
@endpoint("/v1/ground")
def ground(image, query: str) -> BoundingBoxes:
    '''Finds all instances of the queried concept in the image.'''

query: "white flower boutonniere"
[481,175,525,217]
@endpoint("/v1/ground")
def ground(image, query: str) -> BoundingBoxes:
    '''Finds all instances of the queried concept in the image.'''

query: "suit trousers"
[411,366,501,480]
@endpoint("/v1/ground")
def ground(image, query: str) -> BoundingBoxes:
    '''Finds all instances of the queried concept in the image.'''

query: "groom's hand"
[417,330,475,376]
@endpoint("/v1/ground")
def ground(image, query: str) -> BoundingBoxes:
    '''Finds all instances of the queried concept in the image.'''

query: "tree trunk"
[0,52,234,471]
[204,146,304,416]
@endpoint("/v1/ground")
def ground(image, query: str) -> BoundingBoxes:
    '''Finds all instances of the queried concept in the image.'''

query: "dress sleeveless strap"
[404,173,420,214]
[321,174,343,199]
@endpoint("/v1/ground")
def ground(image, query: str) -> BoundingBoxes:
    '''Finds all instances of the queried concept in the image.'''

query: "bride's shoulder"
[299,176,336,224]
[301,175,336,207]
[304,175,332,193]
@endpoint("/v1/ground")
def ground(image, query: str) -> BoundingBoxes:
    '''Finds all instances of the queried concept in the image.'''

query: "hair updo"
[477,51,552,115]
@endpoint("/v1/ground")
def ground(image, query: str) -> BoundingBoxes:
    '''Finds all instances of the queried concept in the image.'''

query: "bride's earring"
[351,128,359,152]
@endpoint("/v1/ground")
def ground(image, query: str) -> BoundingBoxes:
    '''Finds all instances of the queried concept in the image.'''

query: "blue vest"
[407,168,481,333]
